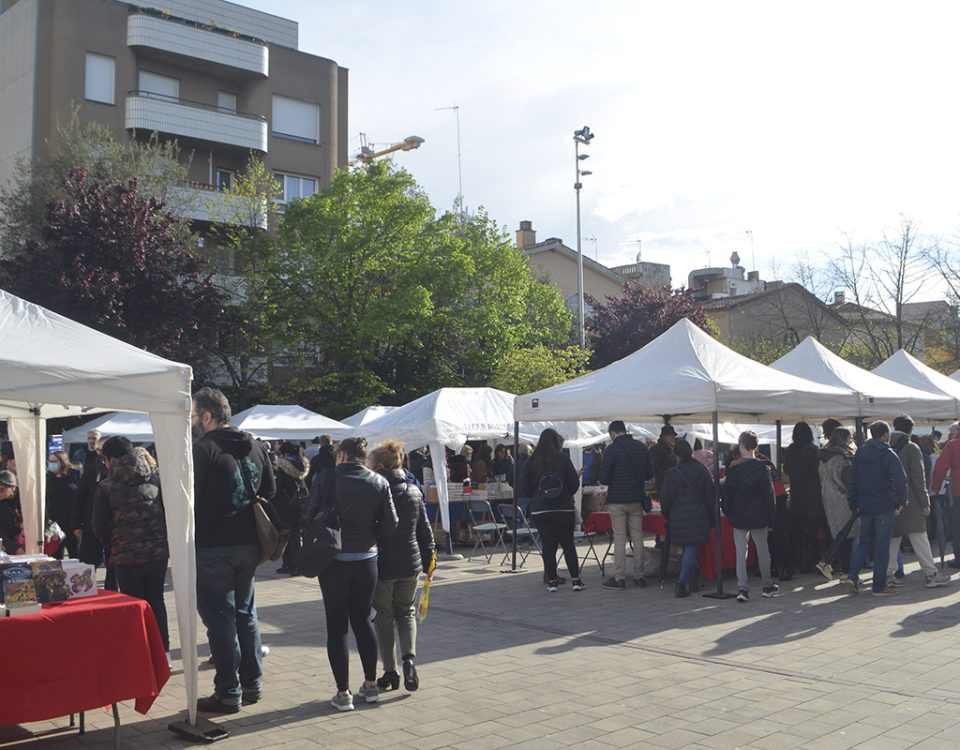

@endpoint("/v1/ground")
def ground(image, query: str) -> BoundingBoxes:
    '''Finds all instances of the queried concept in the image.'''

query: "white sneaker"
[330,691,354,711]
[887,578,905,588]
[815,561,833,582]
[925,573,951,588]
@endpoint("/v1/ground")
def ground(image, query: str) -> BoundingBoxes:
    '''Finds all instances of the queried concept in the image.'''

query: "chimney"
[834,291,845,306]
[516,220,537,250]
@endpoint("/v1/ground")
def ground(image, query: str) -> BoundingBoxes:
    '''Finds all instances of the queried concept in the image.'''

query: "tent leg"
[703,411,734,600]
[504,421,520,573]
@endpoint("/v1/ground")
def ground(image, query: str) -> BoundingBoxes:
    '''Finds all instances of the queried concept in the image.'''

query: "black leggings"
[534,512,580,580]
[319,558,379,691]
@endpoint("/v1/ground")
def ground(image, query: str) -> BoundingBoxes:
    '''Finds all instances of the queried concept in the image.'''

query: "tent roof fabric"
[0,291,192,417]
[514,319,857,423]
[772,337,954,419]
[62,412,154,444]
[356,388,518,451]
[341,405,398,428]
[873,350,960,419]
[230,404,349,441]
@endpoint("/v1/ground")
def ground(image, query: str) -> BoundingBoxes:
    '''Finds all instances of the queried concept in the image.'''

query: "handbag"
[238,453,287,566]
[297,472,341,578]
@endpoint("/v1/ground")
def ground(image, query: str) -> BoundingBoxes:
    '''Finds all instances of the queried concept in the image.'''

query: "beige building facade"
[515,220,671,316]
[0,0,348,225]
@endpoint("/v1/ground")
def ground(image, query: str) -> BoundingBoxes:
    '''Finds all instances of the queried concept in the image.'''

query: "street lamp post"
[573,126,594,348]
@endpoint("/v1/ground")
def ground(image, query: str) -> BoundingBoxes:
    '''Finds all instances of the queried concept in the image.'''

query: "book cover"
[0,563,34,604]
[31,561,70,603]
[3,579,37,604]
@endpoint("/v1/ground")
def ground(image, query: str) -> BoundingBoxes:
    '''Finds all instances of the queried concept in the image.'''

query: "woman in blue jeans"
[304,437,398,711]
[658,439,715,597]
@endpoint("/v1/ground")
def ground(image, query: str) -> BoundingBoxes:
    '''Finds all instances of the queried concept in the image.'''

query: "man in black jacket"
[598,421,652,589]
[192,387,276,715]
[648,425,679,493]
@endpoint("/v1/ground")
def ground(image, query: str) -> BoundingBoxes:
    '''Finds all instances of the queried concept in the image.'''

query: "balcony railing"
[177,182,268,229]
[125,91,268,152]
[128,13,268,77]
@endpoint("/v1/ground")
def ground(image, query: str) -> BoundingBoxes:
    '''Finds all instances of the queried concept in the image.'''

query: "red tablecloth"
[0,590,170,724]
[584,511,754,582]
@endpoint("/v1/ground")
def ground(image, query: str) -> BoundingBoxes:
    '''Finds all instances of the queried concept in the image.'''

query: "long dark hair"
[791,421,814,446]
[526,428,565,478]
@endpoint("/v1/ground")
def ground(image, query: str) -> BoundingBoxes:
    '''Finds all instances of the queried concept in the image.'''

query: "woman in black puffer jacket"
[369,440,435,693]
[302,437,398,712]
[658,439,714,597]
[272,442,308,575]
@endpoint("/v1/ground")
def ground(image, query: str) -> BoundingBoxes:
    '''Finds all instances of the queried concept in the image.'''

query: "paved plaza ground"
[7,541,960,750]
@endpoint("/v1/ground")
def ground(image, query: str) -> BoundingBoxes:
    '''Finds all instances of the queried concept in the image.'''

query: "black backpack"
[536,471,564,504]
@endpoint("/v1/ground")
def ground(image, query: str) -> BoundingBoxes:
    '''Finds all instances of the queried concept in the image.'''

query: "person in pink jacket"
[930,421,960,570]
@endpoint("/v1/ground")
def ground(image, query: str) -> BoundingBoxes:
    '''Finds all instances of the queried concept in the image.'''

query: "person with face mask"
[46,451,78,559]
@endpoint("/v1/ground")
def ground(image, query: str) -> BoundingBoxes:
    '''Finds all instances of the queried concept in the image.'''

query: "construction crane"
[352,133,425,165]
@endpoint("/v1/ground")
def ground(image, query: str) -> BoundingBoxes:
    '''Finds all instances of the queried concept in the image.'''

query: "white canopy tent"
[873,350,960,420]
[355,387,628,532]
[512,319,862,593]
[231,404,350,441]
[515,319,858,424]
[771,337,954,420]
[62,411,154,445]
[0,290,199,723]
[341,405,398,428]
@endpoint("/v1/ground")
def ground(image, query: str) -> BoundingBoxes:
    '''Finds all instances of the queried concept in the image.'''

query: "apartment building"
[0,0,348,235]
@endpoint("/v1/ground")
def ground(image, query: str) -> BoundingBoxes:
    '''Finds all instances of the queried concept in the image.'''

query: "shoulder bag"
[297,471,342,578]
[238,454,288,566]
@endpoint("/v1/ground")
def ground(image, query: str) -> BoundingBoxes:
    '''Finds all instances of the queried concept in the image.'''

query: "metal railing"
[127,90,266,123]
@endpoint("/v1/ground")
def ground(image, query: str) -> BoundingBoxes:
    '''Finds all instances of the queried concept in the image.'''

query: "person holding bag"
[659,439,714,597]
[519,428,584,593]
[301,437,398,712]
[368,440,435,693]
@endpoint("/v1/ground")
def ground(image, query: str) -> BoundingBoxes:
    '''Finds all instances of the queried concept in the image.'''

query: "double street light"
[573,125,594,348]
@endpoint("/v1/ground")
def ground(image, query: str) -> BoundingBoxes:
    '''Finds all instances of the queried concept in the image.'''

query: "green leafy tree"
[0,112,193,253]
[203,156,283,406]
[0,168,223,370]
[490,345,591,394]
[259,162,572,415]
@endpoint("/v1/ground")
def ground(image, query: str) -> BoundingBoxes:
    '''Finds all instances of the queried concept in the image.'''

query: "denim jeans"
[196,544,263,704]
[678,544,698,586]
[848,512,895,593]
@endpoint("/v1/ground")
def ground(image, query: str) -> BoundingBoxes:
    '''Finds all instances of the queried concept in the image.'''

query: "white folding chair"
[464,498,508,563]
[498,503,542,568]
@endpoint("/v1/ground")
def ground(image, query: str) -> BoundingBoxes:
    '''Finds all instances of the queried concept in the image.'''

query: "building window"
[216,169,234,190]
[217,91,237,113]
[272,95,319,144]
[85,53,115,105]
[138,70,180,101]
[275,172,317,203]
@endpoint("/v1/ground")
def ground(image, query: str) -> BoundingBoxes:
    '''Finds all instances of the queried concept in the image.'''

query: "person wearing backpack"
[597,420,652,590]
[722,430,777,602]
[658,438,714,597]
[519,428,584,592]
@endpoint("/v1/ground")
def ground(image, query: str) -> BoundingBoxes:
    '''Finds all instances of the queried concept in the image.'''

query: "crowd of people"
[4,397,960,714]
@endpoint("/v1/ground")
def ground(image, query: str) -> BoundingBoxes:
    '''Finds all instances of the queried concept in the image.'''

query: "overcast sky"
[238,0,960,294]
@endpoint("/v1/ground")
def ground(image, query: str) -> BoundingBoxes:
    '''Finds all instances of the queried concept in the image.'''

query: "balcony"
[125,92,268,152]
[177,182,268,229]
[128,13,268,77]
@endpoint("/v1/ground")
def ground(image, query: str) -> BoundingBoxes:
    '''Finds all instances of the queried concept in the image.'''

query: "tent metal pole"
[33,407,44,551]
[703,410,734,599]
[775,420,782,473]
[510,421,519,572]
